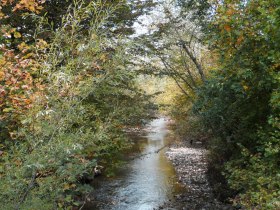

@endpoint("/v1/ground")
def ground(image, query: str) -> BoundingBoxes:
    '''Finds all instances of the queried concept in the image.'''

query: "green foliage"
[225,132,280,209]
[0,0,156,47]
[0,1,155,209]
[192,0,280,208]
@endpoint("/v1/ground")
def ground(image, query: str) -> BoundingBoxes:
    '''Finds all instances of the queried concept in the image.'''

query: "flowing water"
[85,118,185,210]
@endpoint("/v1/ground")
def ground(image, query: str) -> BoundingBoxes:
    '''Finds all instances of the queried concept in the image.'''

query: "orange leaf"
[226,9,234,16]
[236,35,244,45]
[224,25,231,32]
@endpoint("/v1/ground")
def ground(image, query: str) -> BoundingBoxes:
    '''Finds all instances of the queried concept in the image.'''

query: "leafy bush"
[192,0,280,208]
[0,1,154,208]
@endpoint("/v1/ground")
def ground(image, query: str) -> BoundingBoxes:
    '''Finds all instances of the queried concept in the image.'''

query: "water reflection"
[86,118,184,210]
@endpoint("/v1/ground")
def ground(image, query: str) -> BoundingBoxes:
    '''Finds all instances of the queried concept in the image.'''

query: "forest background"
[0,0,279,209]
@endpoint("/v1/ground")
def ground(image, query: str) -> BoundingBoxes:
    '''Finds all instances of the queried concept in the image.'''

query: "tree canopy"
[0,0,279,209]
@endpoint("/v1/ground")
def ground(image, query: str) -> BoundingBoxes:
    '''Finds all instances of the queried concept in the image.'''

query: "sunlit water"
[85,118,184,210]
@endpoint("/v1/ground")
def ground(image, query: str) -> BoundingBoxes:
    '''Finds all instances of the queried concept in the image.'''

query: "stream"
[84,118,185,210]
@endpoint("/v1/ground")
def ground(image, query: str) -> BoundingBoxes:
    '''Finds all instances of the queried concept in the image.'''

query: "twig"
[79,193,91,210]
[130,143,171,160]
[15,170,37,210]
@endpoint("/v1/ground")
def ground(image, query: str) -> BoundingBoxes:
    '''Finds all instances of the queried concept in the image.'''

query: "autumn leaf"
[2,108,14,113]
[36,39,48,49]
[243,85,249,91]
[13,0,45,13]
[100,54,107,62]
[14,31,21,38]
[224,24,231,32]
[63,183,76,191]
[236,35,244,45]
[0,71,4,80]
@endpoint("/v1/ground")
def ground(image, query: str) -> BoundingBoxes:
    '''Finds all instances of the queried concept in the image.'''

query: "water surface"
[85,118,184,210]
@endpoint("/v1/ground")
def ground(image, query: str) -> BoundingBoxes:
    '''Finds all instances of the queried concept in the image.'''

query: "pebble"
[157,141,234,210]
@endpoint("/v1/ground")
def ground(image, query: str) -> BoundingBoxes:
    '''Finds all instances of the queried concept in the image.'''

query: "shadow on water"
[84,118,185,210]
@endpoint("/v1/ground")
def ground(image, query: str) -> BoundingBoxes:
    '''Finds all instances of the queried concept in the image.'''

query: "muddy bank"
[158,140,234,210]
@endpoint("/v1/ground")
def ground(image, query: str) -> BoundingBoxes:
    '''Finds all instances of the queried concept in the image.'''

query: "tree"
[0,0,157,47]
[132,1,211,101]
[0,0,43,151]
[191,0,280,208]
[0,1,156,208]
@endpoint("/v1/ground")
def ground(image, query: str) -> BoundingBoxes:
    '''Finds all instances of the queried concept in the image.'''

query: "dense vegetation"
[197,1,279,208]
[0,0,279,209]
[166,0,280,209]
[0,0,155,209]
[133,0,279,208]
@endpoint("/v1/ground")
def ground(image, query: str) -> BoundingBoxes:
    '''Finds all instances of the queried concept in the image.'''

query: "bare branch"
[179,47,197,88]
[180,41,205,82]
[157,52,195,92]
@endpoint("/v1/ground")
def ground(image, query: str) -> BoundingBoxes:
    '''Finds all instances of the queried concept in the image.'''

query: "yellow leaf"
[63,183,71,190]
[0,71,5,80]
[3,108,14,113]
[100,54,107,62]
[226,9,234,16]
[14,31,21,38]
[243,85,249,91]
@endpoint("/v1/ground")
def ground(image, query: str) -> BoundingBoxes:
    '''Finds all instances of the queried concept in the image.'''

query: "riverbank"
[158,140,234,210]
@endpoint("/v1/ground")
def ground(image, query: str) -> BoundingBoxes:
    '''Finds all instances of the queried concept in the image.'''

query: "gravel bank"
[158,141,234,210]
